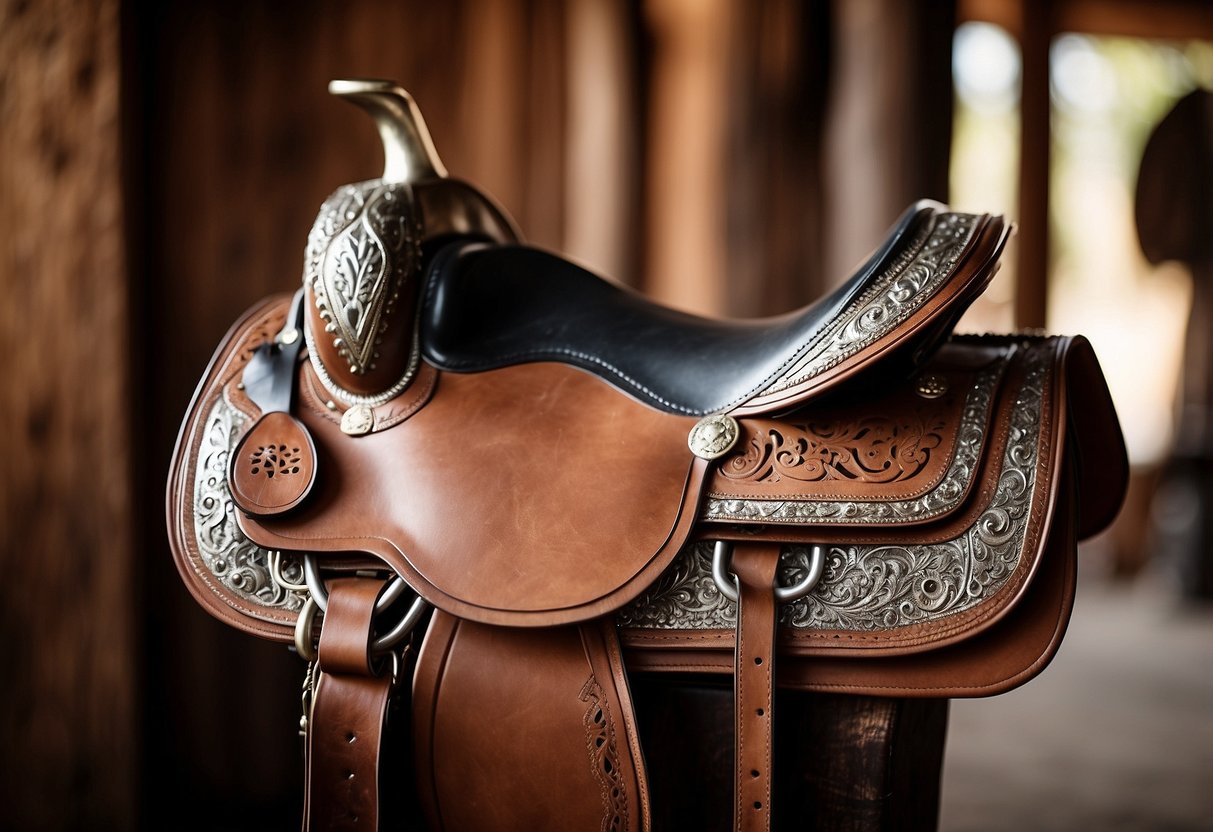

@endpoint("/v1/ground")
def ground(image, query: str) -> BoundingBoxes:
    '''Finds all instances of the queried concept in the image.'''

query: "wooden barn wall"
[0,0,136,828]
[126,2,582,828]
[0,0,955,828]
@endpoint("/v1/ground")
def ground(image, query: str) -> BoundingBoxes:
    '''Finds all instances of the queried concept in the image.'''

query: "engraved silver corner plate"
[688,414,740,460]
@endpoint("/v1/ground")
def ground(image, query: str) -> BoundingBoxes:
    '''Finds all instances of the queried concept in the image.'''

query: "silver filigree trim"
[753,212,979,401]
[304,180,423,406]
[705,358,1005,524]
[193,395,308,611]
[619,349,1048,632]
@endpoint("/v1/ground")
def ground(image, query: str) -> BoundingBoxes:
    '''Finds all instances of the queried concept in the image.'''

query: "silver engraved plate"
[620,349,1048,632]
[688,414,740,460]
[304,181,423,405]
[742,212,979,406]
[193,395,307,611]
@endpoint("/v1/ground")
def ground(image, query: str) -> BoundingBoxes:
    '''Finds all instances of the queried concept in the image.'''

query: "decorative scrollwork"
[620,349,1048,632]
[306,182,417,377]
[193,396,307,611]
[706,359,1004,523]
[580,676,629,832]
[719,408,948,485]
[755,212,979,399]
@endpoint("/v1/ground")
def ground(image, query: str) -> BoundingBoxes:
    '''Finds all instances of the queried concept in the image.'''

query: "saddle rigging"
[167,79,1128,832]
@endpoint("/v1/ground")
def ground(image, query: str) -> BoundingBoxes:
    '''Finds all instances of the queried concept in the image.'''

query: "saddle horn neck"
[303,78,518,415]
[328,79,448,183]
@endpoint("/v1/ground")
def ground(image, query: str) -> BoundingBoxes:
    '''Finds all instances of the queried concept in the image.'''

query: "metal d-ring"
[301,553,430,654]
[711,540,826,604]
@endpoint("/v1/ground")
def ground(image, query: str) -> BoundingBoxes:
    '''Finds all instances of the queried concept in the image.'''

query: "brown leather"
[229,410,318,516]
[413,612,650,832]
[622,465,1080,697]
[709,346,1007,507]
[300,356,438,435]
[731,543,781,832]
[305,578,394,832]
[242,361,705,627]
[163,205,1127,832]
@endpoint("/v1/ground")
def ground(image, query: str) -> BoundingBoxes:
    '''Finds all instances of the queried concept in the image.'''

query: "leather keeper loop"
[317,578,388,676]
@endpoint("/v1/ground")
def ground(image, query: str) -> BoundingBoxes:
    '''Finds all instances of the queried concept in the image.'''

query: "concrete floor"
[939,563,1213,831]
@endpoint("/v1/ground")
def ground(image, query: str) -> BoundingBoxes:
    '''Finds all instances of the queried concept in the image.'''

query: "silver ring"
[294,596,321,662]
[301,553,430,653]
[711,540,825,604]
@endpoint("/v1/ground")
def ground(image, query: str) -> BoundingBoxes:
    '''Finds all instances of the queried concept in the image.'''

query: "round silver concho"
[688,414,740,460]
[340,403,376,436]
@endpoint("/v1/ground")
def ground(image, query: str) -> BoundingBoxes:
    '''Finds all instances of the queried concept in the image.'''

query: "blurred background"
[1,0,1210,829]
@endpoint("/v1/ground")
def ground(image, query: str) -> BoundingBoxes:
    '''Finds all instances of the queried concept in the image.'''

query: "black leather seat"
[422,201,947,415]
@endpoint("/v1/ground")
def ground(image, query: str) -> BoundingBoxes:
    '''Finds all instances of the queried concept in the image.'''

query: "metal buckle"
[710,540,825,603]
[301,553,430,655]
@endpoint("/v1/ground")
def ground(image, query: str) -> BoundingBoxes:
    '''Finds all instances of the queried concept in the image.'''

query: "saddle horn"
[303,78,518,417]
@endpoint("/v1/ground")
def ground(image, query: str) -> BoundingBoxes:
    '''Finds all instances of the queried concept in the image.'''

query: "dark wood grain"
[632,677,949,832]
[0,0,136,827]
[126,3,575,828]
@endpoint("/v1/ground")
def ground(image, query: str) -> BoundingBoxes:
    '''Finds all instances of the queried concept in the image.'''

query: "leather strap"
[304,578,393,832]
[732,542,781,832]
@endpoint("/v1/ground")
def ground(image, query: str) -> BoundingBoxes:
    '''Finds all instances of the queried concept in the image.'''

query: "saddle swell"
[164,80,1129,832]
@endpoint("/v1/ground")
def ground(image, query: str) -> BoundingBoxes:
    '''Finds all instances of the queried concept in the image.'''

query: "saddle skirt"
[166,80,1128,832]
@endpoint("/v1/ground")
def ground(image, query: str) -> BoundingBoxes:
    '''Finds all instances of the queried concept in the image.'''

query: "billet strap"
[732,543,781,832]
[412,612,650,832]
[304,578,394,832]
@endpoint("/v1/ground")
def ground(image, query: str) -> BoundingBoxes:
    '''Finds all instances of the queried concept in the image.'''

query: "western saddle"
[167,80,1128,831]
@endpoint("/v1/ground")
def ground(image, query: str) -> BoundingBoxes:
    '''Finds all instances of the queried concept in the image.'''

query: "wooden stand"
[632,677,949,832]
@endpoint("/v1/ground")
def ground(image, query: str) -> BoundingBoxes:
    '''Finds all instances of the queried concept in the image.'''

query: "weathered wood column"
[0,0,136,827]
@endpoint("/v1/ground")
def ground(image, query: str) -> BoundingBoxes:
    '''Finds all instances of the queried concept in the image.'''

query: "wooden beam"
[961,0,1213,41]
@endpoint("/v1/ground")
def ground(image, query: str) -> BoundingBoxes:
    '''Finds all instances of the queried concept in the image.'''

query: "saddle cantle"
[166,80,1128,832]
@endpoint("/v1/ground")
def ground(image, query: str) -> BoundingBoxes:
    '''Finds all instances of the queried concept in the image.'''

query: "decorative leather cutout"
[229,411,317,517]
[718,409,948,485]
[580,676,629,832]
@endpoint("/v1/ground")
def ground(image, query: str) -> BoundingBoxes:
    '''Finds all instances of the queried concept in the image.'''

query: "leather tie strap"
[732,542,781,832]
[304,578,393,832]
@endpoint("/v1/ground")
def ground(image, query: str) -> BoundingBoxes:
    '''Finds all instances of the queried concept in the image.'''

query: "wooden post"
[1016,0,1053,330]
[0,0,136,827]
[633,678,949,831]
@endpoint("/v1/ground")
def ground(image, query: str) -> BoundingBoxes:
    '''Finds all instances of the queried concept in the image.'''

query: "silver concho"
[688,414,740,460]
[340,403,375,436]
[915,373,949,398]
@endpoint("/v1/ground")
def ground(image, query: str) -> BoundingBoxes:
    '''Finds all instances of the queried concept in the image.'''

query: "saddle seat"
[425,200,1008,416]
